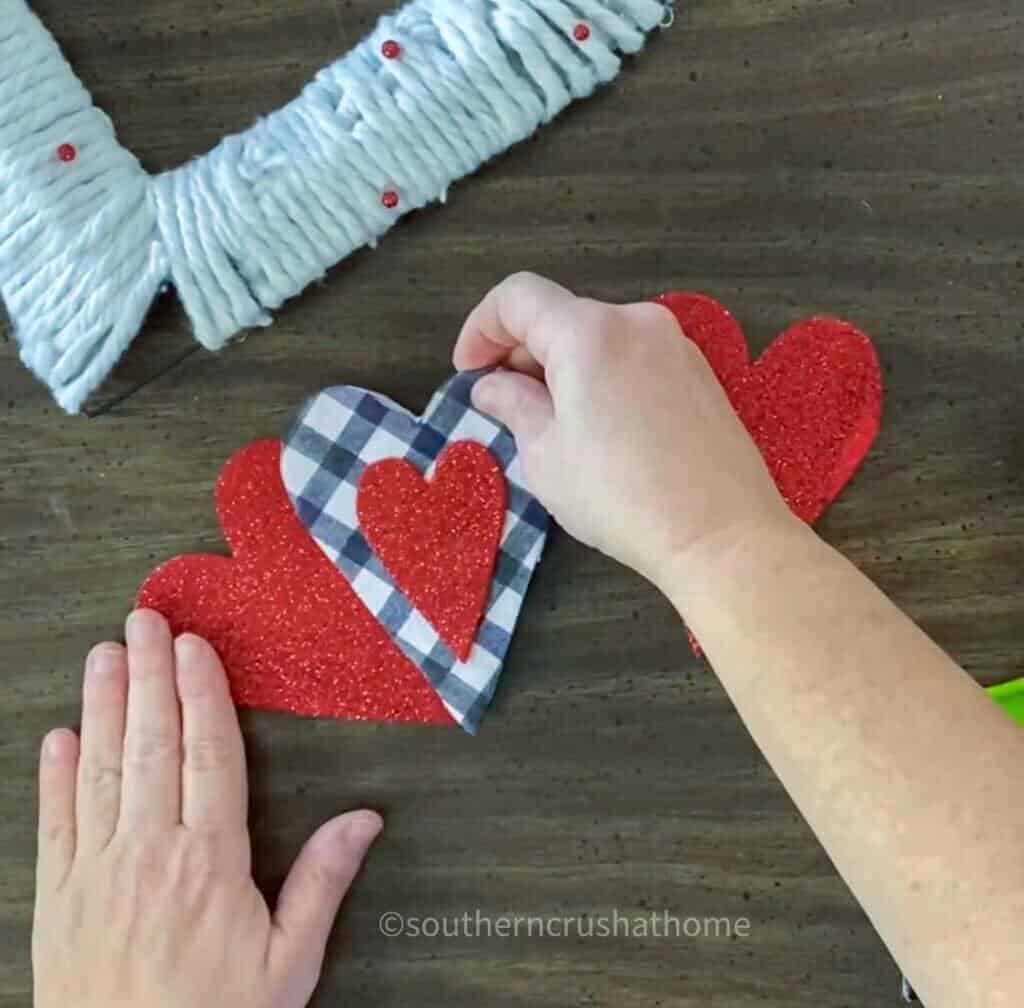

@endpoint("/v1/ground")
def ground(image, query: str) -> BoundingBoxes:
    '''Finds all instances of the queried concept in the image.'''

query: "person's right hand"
[454,273,796,592]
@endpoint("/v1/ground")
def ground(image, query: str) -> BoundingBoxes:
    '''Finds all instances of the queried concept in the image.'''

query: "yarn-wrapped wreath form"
[0,0,671,412]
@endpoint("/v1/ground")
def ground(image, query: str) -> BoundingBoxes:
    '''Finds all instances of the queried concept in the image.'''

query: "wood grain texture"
[2,0,1023,1005]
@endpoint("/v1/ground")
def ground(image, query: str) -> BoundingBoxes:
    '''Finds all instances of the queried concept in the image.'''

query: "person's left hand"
[33,609,383,1008]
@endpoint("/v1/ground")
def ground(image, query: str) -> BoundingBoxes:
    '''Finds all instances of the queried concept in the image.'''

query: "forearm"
[670,518,1024,1008]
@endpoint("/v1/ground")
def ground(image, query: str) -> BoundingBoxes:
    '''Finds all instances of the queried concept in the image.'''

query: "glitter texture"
[358,441,506,662]
[655,292,882,524]
[138,440,454,727]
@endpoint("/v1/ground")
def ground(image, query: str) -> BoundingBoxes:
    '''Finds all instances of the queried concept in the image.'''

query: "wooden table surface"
[2,1,1022,1005]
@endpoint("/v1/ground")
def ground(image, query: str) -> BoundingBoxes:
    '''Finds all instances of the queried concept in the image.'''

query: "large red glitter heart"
[358,441,506,662]
[655,293,882,522]
[138,440,454,726]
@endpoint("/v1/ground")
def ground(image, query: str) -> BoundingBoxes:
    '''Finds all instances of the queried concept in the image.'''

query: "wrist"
[658,511,825,626]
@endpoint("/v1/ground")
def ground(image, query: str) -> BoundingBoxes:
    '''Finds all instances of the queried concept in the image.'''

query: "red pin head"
[57,143,77,163]
[382,190,400,210]
[573,23,591,42]
[381,39,402,60]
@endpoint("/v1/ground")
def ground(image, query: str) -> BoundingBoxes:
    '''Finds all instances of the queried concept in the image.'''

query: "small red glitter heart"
[655,293,882,523]
[358,441,506,662]
[138,440,454,726]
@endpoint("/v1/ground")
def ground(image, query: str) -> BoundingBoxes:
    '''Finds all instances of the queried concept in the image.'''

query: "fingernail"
[43,729,72,763]
[174,634,205,663]
[126,608,167,644]
[87,643,123,677]
[342,811,384,854]
[472,377,497,412]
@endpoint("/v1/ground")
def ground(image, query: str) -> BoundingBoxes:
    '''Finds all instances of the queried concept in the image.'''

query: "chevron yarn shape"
[0,0,670,413]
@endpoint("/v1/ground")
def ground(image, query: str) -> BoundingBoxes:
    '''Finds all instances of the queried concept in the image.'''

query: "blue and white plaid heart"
[280,372,550,734]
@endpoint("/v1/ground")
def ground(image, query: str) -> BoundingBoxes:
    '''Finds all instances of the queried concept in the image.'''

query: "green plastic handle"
[989,678,1024,727]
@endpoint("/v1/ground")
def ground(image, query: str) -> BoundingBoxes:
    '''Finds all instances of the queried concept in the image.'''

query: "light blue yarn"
[0,0,668,413]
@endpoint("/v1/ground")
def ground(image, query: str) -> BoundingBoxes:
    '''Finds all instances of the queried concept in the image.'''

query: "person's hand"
[34,609,382,1008]
[454,273,796,592]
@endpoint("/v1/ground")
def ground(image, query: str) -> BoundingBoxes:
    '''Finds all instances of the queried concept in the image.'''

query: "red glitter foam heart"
[358,441,506,662]
[138,440,454,726]
[655,293,882,522]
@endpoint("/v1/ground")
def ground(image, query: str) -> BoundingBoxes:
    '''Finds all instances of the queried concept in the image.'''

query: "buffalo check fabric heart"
[281,372,550,734]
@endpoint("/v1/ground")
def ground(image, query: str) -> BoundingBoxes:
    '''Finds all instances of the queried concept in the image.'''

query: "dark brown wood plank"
[2,1,1023,1005]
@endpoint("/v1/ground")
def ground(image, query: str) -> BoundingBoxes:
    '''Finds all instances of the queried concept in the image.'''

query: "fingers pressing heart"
[41,611,248,877]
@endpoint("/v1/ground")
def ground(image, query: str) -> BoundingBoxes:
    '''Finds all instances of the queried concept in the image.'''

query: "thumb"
[269,810,383,997]
[473,371,555,448]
